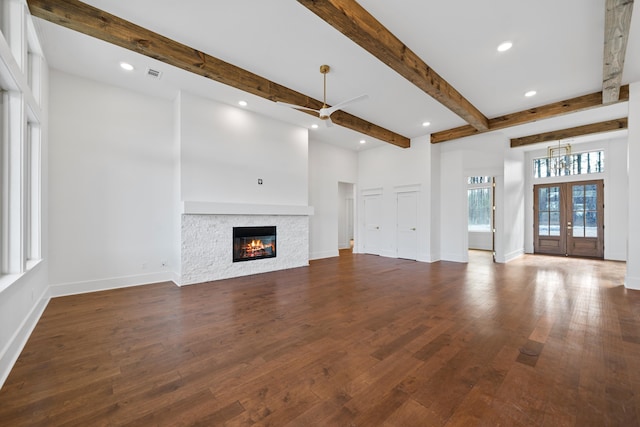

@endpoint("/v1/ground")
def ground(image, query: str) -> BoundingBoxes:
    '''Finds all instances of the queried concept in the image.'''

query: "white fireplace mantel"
[181,201,314,216]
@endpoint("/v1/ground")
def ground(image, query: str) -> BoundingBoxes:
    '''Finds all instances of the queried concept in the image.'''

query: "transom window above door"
[533,150,604,179]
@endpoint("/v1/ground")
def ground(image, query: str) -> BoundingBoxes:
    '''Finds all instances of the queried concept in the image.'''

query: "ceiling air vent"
[146,68,162,79]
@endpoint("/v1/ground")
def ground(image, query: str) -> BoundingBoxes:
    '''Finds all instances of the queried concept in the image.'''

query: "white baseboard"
[605,252,627,262]
[440,252,468,263]
[380,249,396,258]
[49,271,177,297]
[503,248,525,263]
[625,274,640,290]
[309,250,339,260]
[171,272,183,287]
[0,287,50,389]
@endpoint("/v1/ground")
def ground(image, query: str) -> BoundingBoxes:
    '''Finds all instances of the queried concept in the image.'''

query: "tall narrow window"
[26,123,41,263]
[468,177,492,232]
[0,91,5,270]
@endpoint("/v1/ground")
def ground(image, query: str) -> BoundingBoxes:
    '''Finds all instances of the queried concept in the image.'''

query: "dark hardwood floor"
[1,250,639,426]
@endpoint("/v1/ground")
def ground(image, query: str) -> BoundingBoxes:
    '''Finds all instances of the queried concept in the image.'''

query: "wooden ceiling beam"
[296,0,489,132]
[431,85,629,144]
[603,0,634,104]
[27,0,410,148]
[510,118,628,148]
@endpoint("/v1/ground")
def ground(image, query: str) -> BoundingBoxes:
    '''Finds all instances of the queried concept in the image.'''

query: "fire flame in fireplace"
[243,239,273,257]
[249,240,263,250]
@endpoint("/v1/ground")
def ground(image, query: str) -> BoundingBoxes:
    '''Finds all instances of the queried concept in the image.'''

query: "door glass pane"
[539,212,549,236]
[549,187,560,211]
[585,184,597,210]
[550,212,560,236]
[572,185,584,210]
[573,211,585,237]
[538,187,548,211]
[586,211,598,237]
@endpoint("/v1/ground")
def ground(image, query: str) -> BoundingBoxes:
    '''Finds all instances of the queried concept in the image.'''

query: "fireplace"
[233,226,276,262]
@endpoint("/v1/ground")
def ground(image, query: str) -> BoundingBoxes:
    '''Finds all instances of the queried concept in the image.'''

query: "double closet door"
[534,179,604,258]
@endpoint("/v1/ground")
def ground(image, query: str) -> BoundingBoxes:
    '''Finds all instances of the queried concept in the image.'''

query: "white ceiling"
[34,0,640,151]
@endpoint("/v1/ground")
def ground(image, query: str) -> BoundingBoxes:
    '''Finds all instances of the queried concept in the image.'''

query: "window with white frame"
[0,0,44,281]
[467,176,492,232]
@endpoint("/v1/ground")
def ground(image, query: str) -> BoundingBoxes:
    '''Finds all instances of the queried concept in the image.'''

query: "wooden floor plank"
[0,251,638,425]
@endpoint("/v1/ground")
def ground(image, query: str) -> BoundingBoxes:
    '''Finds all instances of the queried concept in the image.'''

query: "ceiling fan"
[277,65,368,127]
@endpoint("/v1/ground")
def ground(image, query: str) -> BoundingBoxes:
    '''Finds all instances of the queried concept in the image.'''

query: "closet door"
[396,192,418,260]
[363,195,382,255]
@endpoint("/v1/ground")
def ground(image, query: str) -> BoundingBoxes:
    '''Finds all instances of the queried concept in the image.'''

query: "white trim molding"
[181,201,314,216]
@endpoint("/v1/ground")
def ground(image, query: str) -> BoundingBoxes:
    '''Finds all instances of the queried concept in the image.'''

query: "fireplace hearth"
[233,226,276,262]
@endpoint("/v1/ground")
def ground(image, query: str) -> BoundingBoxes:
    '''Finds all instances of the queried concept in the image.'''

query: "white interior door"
[396,192,418,260]
[363,195,382,255]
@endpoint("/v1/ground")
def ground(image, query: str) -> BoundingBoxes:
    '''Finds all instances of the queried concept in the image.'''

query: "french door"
[534,180,604,258]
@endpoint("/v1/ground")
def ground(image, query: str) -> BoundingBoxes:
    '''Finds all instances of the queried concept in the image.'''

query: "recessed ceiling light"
[497,41,513,52]
[119,62,134,71]
[360,139,366,144]
[422,121,431,127]
[311,124,319,129]
[238,100,248,107]
[525,90,537,97]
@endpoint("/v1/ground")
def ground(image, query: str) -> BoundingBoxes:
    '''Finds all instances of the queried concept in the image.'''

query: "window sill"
[0,258,43,294]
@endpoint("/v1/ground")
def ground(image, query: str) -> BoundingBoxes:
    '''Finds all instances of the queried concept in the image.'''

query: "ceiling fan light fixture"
[276,64,368,129]
[497,41,513,52]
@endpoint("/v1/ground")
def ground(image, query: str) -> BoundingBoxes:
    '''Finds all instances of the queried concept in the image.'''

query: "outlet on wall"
[161,261,168,267]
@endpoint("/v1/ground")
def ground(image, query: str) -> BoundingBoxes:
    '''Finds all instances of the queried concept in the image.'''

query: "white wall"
[357,136,433,261]
[523,137,628,261]
[439,149,467,261]
[308,140,357,259]
[429,144,441,261]
[48,71,176,295]
[500,146,525,262]
[179,91,308,205]
[627,82,640,289]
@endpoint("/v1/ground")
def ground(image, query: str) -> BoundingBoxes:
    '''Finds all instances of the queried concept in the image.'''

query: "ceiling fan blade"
[324,94,369,116]
[276,101,319,113]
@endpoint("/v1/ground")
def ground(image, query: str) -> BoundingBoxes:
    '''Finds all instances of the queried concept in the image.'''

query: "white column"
[627,82,640,289]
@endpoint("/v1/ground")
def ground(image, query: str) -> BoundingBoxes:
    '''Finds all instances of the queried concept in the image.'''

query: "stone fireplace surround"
[180,202,313,285]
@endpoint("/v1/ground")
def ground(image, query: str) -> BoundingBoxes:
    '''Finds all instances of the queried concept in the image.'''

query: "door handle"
[375,226,380,230]
[411,227,416,231]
